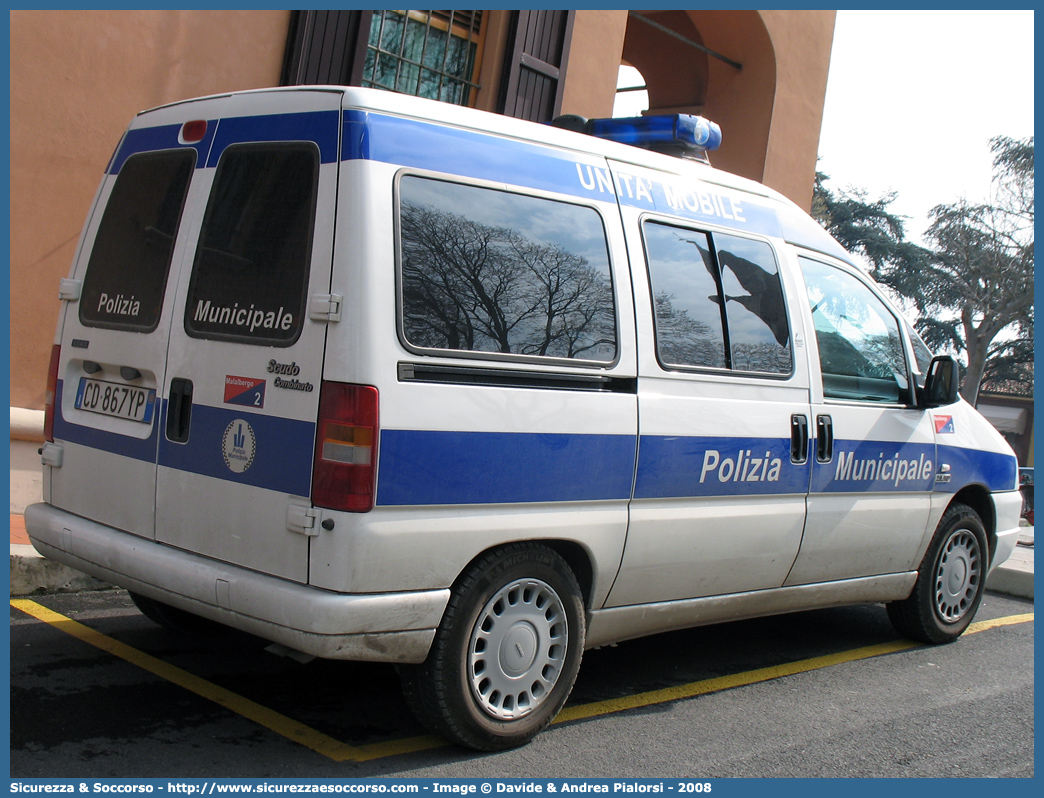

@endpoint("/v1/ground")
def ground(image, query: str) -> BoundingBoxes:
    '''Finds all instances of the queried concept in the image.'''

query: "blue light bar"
[587,114,722,152]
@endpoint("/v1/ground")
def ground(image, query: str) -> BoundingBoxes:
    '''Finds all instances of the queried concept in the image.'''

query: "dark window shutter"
[499,10,575,122]
[281,10,372,87]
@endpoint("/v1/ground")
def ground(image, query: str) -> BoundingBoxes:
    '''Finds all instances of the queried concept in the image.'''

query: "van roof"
[136,85,853,265]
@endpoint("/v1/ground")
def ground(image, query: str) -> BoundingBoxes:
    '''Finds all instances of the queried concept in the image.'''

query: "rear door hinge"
[286,498,320,537]
[59,278,82,302]
[309,293,342,323]
[40,442,64,468]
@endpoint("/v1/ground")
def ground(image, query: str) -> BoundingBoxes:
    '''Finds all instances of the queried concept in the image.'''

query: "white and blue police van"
[27,86,1022,750]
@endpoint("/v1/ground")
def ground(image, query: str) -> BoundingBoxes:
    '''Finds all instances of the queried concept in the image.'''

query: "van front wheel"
[886,503,988,644]
[399,543,585,750]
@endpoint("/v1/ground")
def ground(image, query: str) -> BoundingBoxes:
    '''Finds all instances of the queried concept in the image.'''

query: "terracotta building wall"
[558,10,630,120]
[10,10,291,408]
[758,10,836,211]
[619,10,834,211]
[9,9,834,410]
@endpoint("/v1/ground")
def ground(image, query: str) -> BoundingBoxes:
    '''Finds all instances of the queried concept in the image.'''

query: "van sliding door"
[604,162,814,605]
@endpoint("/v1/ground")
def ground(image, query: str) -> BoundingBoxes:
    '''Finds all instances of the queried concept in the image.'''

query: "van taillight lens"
[44,345,60,442]
[312,382,379,513]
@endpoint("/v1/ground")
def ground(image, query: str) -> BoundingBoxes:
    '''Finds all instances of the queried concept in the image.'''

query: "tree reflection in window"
[399,176,617,362]
[644,222,792,374]
[800,257,911,403]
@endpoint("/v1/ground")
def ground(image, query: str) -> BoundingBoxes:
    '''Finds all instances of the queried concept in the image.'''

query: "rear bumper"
[24,503,449,663]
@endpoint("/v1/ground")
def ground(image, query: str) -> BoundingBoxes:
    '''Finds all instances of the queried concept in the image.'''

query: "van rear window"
[80,150,195,332]
[185,143,318,346]
[398,176,617,364]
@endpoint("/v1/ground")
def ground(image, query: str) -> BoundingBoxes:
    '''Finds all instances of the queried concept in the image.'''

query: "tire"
[129,592,226,637]
[886,503,988,644]
[399,543,585,750]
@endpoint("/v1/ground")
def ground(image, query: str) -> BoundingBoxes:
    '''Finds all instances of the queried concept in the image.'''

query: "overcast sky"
[616,10,1035,246]
[816,9,1034,244]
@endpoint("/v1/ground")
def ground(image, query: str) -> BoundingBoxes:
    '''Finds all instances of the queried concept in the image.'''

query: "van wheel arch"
[449,539,595,610]
[399,541,586,749]
[949,485,996,563]
[887,502,988,643]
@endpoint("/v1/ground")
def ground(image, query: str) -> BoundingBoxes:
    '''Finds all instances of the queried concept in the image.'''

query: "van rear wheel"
[886,503,988,644]
[399,543,585,750]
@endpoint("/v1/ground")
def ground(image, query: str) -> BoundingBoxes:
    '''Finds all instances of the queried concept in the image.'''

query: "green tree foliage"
[810,172,930,281]
[813,136,1034,403]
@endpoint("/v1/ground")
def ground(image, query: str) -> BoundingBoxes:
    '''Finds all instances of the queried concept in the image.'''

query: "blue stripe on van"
[343,110,602,201]
[51,380,160,463]
[613,175,784,238]
[109,111,339,174]
[157,403,314,496]
[341,110,787,240]
[812,440,936,494]
[376,429,637,506]
[206,111,340,166]
[634,434,808,499]
[53,381,315,495]
[108,123,216,174]
[935,444,1018,494]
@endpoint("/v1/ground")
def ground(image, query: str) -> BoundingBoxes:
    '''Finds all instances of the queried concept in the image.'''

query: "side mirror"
[922,355,960,408]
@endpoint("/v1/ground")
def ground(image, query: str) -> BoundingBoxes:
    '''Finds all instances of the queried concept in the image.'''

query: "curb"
[10,544,112,596]
[986,543,1034,600]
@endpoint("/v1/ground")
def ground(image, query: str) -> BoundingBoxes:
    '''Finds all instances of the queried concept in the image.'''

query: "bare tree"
[400,203,616,360]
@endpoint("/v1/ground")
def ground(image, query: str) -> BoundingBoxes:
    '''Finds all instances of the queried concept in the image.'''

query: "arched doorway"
[619,10,776,185]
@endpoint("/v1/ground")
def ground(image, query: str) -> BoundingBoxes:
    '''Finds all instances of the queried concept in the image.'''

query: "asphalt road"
[9,589,1034,779]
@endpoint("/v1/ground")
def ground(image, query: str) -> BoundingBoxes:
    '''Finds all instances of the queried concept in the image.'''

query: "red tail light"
[312,382,379,513]
[44,344,61,442]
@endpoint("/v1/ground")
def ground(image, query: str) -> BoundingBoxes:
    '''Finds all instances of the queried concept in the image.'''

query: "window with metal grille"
[363,10,484,106]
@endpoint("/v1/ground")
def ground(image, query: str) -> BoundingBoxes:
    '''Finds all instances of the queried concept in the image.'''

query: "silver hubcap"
[468,578,567,721]
[934,527,981,623]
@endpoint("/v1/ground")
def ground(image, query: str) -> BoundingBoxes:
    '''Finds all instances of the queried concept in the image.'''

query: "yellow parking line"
[10,598,440,762]
[556,611,1034,724]
[11,599,1032,761]
[555,638,920,723]
[965,612,1034,634]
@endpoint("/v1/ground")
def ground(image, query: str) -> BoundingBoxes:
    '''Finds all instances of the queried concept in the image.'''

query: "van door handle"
[816,414,833,463]
[166,378,194,443]
[790,414,809,464]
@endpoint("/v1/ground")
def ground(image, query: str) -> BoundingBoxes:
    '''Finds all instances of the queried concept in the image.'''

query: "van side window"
[643,221,792,375]
[80,150,195,332]
[398,176,617,363]
[184,143,319,346]
[799,257,913,404]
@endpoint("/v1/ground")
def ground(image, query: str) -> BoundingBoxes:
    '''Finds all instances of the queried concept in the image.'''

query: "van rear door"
[154,91,341,583]
[47,103,216,539]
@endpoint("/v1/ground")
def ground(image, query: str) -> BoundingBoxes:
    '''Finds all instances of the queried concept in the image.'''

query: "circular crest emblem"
[222,419,256,474]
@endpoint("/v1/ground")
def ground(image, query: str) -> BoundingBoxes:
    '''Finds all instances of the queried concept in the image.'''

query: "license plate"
[75,378,157,424]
